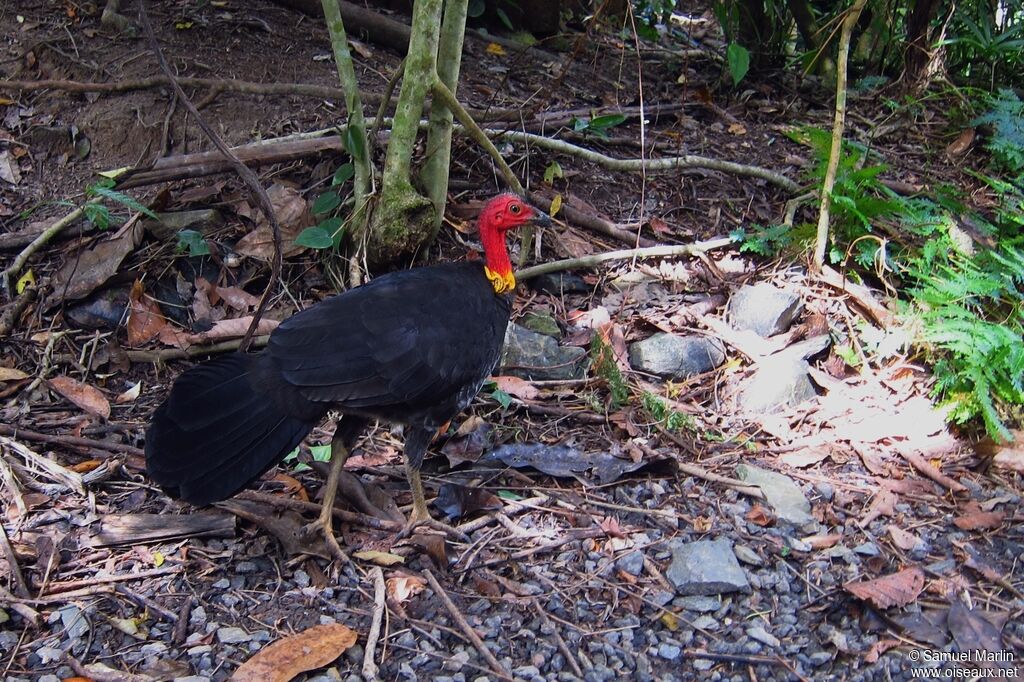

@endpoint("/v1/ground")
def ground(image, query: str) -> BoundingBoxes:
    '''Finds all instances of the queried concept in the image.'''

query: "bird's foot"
[300,515,349,564]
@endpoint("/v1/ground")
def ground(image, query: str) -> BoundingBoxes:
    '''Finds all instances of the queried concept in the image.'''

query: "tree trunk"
[903,0,942,90]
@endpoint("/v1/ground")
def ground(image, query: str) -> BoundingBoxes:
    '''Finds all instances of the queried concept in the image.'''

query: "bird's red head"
[477,193,551,294]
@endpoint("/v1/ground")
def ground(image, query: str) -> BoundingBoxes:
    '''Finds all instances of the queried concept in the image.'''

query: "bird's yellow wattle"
[485,266,516,294]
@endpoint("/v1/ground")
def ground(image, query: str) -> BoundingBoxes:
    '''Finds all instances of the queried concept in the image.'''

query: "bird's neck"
[480,225,515,294]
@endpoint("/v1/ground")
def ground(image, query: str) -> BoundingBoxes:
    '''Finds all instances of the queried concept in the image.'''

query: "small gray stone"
[187,645,213,656]
[854,542,880,557]
[211,578,230,589]
[140,642,167,657]
[657,643,682,661]
[735,464,817,530]
[616,550,645,576]
[676,595,721,613]
[171,677,211,682]
[190,605,207,626]
[746,626,781,648]
[729,283,802,337]
[446,650,470,672]
[737,357,817,413]
[732,544,763,566]
[513,665,541,678]
[216,626,251,644]
[37,676,60,682]
[815,482,835,501]
[521,311,561,338]
[666,538,750,595]
[528,272,590,295]
[36,646,63,664]
[628,333,725,379]
[809,651,833,666]
[501,323,587,380]
[235,561,257,574]
[59,605,89,641]
[293,569,311,588]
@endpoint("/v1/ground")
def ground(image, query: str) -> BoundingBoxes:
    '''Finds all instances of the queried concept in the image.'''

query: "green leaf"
[495,7,513,31]
[176,229,210,256]
[497,490,523,500]
[589,113,627,130]
[294,226,334,249]
[467,0,485,18]
[490,388,513,409]
[543,160,564,184]
[344,125,367,163]
[571,117,588,132]
[83,203,110,230]
[727,43,750,86]
[89,185,159,219]
[319,216,346,247]
[309,444,332,462]
[332,162,354,186]
[312,191,341,215]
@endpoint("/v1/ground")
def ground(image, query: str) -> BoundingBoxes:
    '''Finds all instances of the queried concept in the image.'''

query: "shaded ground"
[1,2,1022,682]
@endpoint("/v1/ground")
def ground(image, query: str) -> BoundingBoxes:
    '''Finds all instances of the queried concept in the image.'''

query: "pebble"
[657,643,682,661]
[747,626,781,648]
[809,651,834,666]
[216,626,252,644]
[616,550,645,576]
[235,561,257,573]
[36,647,63,664]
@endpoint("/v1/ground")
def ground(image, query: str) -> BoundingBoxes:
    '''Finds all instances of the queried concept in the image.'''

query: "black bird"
[145,193,550,555]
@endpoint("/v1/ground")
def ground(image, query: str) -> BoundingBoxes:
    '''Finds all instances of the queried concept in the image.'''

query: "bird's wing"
[265,263,508,413]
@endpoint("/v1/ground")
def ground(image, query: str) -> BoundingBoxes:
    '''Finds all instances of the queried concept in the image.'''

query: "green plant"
[973,89,1024,181]
[570,114,627,141]
[590,335,629,410]
[726,42,750,86]
[295,162,355,250]
[944,10,1024,89]
[731,222,814,256]
[82,178,158,229]
[641,391,694,431]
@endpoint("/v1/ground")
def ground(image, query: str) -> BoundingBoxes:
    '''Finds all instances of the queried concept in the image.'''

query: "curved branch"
[516,237,734,281]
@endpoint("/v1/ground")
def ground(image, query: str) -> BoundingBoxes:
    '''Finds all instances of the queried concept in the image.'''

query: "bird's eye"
[509,203,522,214]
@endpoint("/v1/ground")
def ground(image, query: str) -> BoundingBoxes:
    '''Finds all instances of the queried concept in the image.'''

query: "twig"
[114,584,179,622]
[60,334,272,365]
[516,238,733,281]
[461,527,607,572]
[2,584,116,604]
[526,194,655,248]
[481,128,802,194]
[37,566,180,596]
[812,0,868,271]
[817,265,894,328]
[138,2,281,353]
[236,490,404,532]
[894,447,968,494]
[362,566,386,682]
[0,522,29,598]
[647,438,767,499]
[0,452,27,517]
[1,201,101,299]
[1,436,85,495]
[0,424,145,458]
[422,568,512,680]
[0,287,37,336]
[0,586,41,626]
[531,599,585,677]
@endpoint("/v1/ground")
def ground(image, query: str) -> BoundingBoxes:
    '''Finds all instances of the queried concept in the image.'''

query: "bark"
[903,0,942,90]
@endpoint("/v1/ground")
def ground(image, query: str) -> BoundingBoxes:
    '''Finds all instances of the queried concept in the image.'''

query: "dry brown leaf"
[71,459,103,473]
[599,515,626,538]
[353,550,405,566]
[216,285,260,312]
[779,448,830,468]
[234,184,313,260]
[0,367,29,381]
[48,375,110,419]
[887,524,919,551]
[953,509,1005,531]
[386,574,426,604]
[844,567,925,609]
[127,280,167,347]
[803,533,843,549]
[43,222,143,310]
[745,504,775,527]
[863,638,902,663]
[990,430,1024,473]
[945,128,975,157]
[858,488,897,528]
[230,623,357,682]
[490,375,539,400]
[192,277,219,323]
[184,317,280,345]
[115,381,141,404]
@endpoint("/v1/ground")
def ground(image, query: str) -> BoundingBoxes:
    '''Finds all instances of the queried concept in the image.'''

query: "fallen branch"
[423,568,512,681]
[516,237,734,281]
[895,447,968,494]
[1,200,102,299]
[0,424,145,458]
[362,566,386,682]
[482,128,802,194]
[0,287,37,337]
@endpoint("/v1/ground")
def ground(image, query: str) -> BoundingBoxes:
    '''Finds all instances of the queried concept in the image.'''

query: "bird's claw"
[396,516,468,543]
[301,518,349,563]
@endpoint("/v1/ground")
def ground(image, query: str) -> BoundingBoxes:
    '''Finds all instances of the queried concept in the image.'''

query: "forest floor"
[0,2,1022,681]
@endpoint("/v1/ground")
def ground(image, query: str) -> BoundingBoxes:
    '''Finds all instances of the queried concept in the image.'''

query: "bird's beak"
[531,209,552,227]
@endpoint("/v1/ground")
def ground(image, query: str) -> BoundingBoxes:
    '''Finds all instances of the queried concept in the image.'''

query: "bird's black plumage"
[145,259,512,506]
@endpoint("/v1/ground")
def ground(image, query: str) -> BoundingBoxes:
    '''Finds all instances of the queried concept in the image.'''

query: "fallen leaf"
[44,221,143,310]
[960,544,1004,583]
[953,509,1005,531]
[802,533,842,549]
[353,550,405,566]
[433,483,502,520]
[234,184,314,260]
[599,516,626,538]
[0,367,29,381]
[486,42,506,55]
[127,280,167,347]
[386,574,426,604]
[71,459,103,473]
[990,430,1024,473]
[181,317,280,345]
[48,376,111,419]
[844,567,925,609]
[947,600,1009,673]
[863,638,901,663]
[231,623,357,682]
[216,285,260,311]
[779,448,830,468]
[727,122,747,135]
[490,375,539,400]
[858,488,897,527]
[115,381,141,404]
[745,504,775,527]
[945,128,975,157]
[887,525,920,551]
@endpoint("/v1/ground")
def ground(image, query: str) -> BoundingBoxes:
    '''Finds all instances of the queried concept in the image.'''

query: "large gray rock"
[628,333,725,379]
[729,283,802,337]
[500,323,587,381]
[735,464,817,530]
[737,357,817,413]
[665,538,750,595]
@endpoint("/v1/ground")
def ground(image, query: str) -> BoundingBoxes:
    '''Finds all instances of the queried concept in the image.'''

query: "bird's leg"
[302,432,350,562]
[395,426,468,542]
[406,458,430,523]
